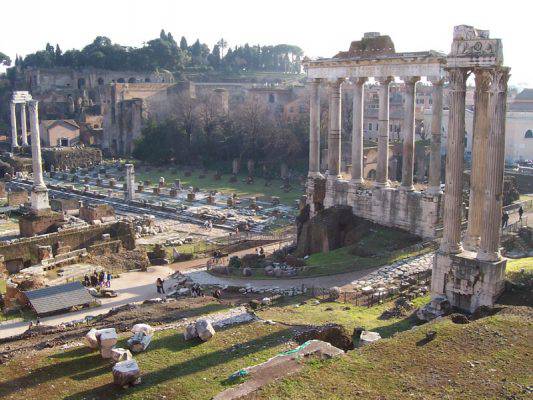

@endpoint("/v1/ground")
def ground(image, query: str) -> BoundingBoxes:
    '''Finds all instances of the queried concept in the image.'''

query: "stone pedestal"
[187,193,195,202]
[431,251,506,313]
[18,209,64,237]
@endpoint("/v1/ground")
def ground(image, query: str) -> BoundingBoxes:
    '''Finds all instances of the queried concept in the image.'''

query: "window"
[299,104,306,113]
[98,77,104,85]
[368,123,372,131]
[268,93,275,103]
[525,129,533,139]
[128,77,136,83]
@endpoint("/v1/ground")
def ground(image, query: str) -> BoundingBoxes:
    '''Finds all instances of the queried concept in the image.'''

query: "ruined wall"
[0,221,135,273]
[7,189,28,206]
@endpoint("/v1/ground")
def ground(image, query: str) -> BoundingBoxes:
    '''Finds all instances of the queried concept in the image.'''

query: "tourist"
[83,274,90,287]
[502,211,509,228]
[91,272,98,287]
[255,248,260,256]
[260,247,265,258]
[106,272,112,288]
[208,220,213,230]
[98,271,105,287]
[156,278,165,294]
[518,206,524,221]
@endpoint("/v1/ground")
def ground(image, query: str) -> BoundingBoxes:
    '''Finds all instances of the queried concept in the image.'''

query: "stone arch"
[525,129,533,139]
[97,77,104,85]
[268,93,275,103]
[367,169,376,179]
[144,77,151,82]
[128,77,136,83]
[117,78,125,83]
[77,78,86,89]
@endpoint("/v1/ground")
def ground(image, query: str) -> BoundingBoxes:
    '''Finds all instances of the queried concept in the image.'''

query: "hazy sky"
[1,0,531,87]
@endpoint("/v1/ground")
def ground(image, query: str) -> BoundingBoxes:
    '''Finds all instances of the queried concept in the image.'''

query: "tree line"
[132,94,309,175]
[14,30,303,74]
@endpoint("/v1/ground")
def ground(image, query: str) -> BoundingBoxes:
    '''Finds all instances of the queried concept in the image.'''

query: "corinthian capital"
[446,68,468,92]
[473,69,492,92]
[377,76,393,86]
[400,76,420,86]
[428,76,445,86]
[28,99,39,114]
[489,67,510,94]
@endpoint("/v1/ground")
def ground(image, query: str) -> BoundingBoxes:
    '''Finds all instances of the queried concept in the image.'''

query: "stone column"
[10,102,18,149]
[28,100,50,212]
[400,76,419,191]
[308,79,321,177]
[351,77,367,185]
[464,70,492,251]
[376,76,393,187]
[427,78,444,195]
[125,163,135,201]
[327,79,343,178]
[440,68,468,254]
[20,102,28,146]
[477,68,510,262]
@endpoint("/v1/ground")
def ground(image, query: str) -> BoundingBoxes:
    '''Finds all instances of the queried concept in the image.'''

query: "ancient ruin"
[303,32,445,238]
[10,91,32,149]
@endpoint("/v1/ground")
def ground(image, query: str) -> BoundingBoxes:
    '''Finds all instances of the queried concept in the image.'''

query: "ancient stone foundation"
[18,210,65,237]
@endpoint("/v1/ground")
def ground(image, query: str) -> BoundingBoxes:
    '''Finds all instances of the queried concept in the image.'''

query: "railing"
[502,216,528,235]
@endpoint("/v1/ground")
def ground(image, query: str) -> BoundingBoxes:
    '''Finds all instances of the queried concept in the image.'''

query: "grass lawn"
[0,278,5,294]
[257,295,430,338]
[134,166,303,205]
[0,320,293,400]
[253,311,532,400]
[506,257,533,273]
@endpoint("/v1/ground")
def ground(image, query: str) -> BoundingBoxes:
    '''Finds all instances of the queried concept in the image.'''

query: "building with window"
[40,119,80,147]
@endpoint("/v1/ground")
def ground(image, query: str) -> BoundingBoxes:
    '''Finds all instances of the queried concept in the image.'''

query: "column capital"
[445,68,469,91]
[488,67,510,94]
[376,76,393,85]
[352,77,368,86]
[28,99,39,113]
[10,101,16,110]
[400,76,420,85]
[428,76,445,86]
[326,78,345,88]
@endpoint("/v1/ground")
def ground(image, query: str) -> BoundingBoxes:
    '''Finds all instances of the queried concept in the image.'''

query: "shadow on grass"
[63,327,292,400]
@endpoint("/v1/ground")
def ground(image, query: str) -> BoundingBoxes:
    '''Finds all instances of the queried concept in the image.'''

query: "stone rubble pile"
[263,262,299,277]
[350,251,435,296]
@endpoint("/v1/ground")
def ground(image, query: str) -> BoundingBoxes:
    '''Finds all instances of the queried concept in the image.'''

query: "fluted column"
[478,68,510,262]
[10,102,18,149]
[125,163,135,201]
[440,68,468,254]
[464,70,492,251]
[427,78,444,195]
[376,76,392,187]
[400,76,419,191]
[308,79,321,177]
[20,103,28,146]
[327,79,343,178]
[351,77,367,184]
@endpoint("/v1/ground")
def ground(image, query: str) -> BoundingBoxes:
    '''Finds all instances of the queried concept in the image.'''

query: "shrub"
[228,256,241,269]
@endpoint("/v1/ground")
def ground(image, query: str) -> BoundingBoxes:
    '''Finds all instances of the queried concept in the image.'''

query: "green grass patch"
[134,166,303,205]
[506,257,533,273]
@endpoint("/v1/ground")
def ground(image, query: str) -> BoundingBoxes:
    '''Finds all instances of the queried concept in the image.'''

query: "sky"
[1,0,531,87]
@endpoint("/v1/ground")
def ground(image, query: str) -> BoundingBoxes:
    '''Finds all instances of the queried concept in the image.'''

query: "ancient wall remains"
[42,147,102,171]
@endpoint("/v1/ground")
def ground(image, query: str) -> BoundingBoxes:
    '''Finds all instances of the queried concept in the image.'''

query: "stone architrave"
[477,68,510,262]
[375,77,393,188]
[427,77,444,195]
[28,100,50,213]
[464,70,492,251]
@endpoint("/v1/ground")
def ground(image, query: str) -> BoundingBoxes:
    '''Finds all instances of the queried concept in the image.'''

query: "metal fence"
[502,216,528,235]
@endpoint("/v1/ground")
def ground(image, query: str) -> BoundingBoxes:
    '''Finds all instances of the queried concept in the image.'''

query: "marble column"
[376,76,392,187]
[20,102,28,146]
[10,102,18,149]
[464,70,492,251]
[427,78,444,195]
[308,79,321,177]
[440,68,468,254]
[125,163,135,201]
[28,100,50,212]
[327,79,343,178]
[478,68,510,262]
[351,77,367,185]
[400,76,419,191]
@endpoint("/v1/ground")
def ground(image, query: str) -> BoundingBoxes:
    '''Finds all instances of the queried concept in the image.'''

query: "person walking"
[518,206,524,221]
[156,278,165,294]
[502,211,509,228]
[106,272,112,288]
[83,274,90,287]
